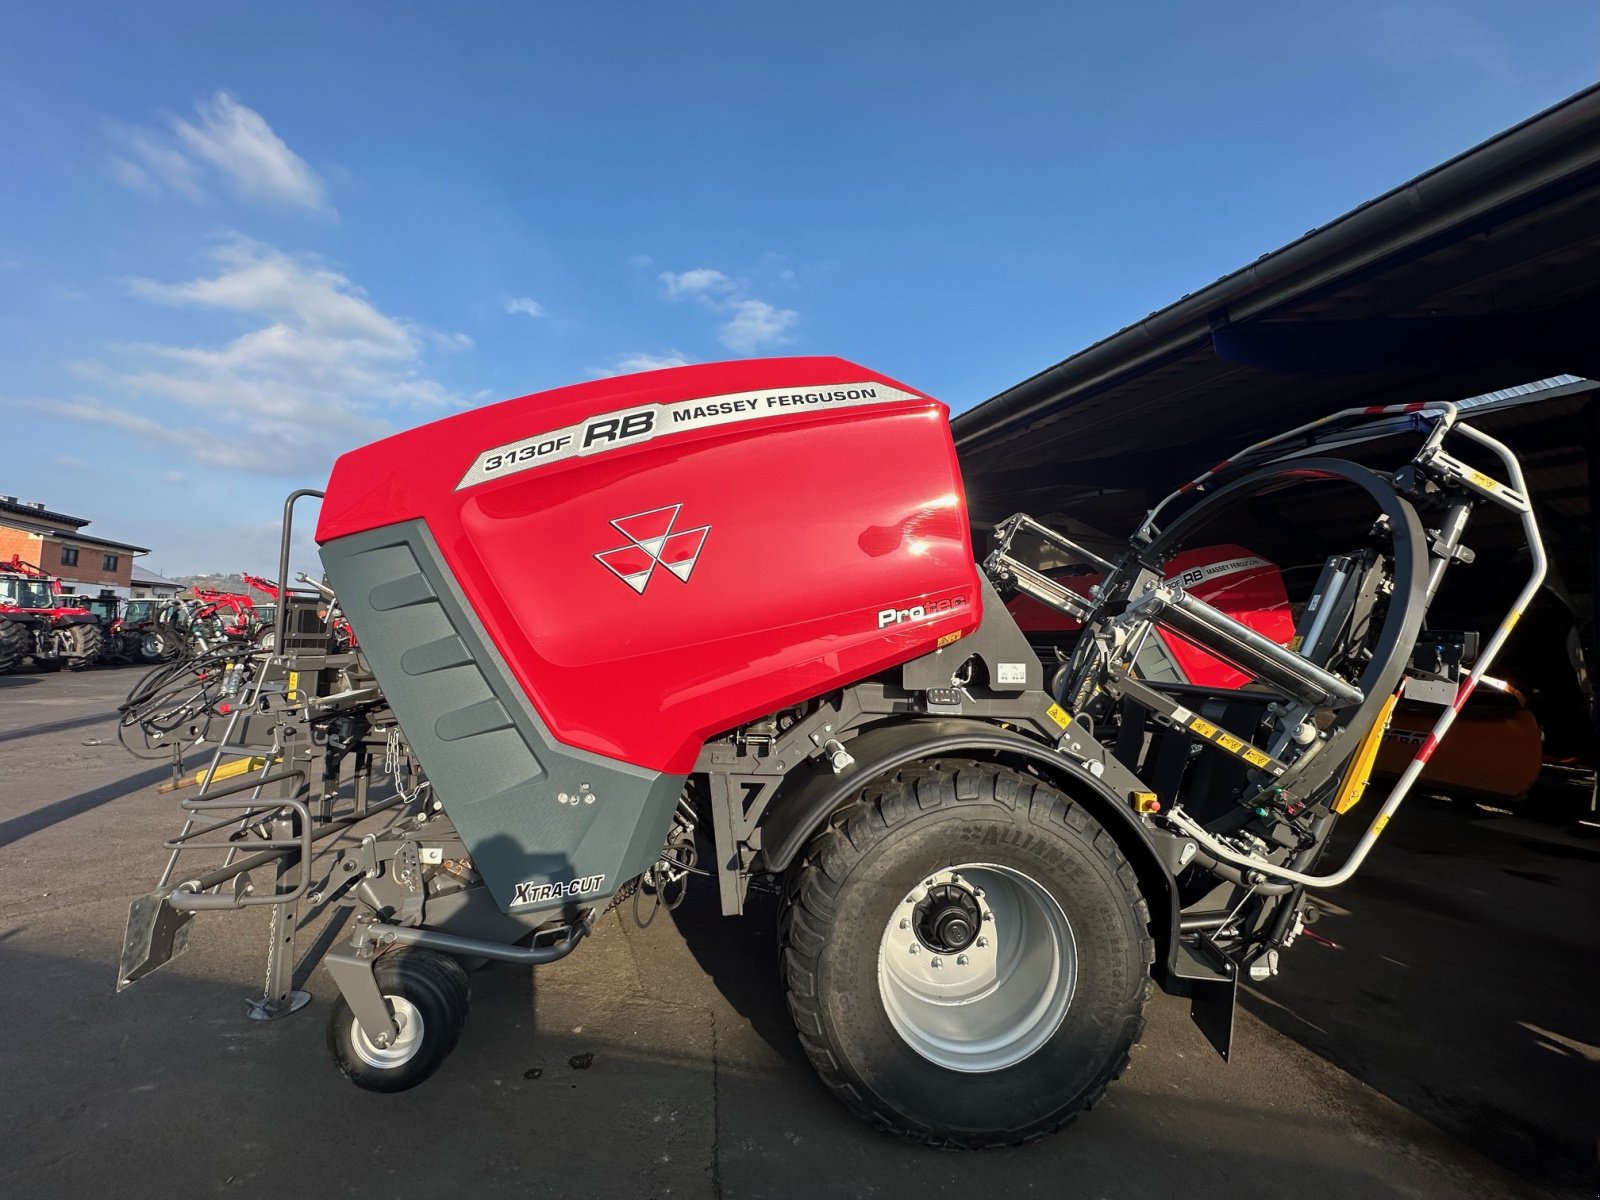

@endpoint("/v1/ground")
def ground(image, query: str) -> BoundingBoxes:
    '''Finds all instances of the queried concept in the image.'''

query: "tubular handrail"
[1165,420,1545,889]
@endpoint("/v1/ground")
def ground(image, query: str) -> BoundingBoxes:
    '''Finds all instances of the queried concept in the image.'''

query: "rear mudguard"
[756,719,1183,990]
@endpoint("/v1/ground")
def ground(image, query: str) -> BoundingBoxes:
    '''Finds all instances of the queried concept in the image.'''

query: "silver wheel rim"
[349,995,424,1069]
[877,863,1076,1072]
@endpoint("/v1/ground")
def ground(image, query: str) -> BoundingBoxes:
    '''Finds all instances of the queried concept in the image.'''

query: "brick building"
[0,496,150,598]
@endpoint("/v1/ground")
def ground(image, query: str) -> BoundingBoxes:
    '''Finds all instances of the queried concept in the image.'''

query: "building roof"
[130,564,182,588]
[0,499,150,555]
[0,496,88,528]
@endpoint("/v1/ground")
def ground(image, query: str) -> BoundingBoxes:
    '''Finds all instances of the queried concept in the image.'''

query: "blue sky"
[1,2,1595,574]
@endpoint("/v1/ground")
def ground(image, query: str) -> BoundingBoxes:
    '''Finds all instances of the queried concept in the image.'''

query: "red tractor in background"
[0,555,105,673]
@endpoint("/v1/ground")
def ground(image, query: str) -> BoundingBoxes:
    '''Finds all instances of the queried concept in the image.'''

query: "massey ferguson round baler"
[117,357,1545,1146]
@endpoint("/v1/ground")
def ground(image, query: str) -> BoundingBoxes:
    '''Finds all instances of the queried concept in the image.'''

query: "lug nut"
[956,954,970,966]
[972,888,985,899]
[898,918,910,929]
[976,937,989,948]
[930,957,943,969]
[908,944,919,955]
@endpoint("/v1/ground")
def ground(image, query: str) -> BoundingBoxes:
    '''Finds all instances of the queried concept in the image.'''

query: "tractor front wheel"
[779,760,1152,1147]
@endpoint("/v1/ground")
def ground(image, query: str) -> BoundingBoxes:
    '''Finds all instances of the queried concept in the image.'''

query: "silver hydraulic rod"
[1128,583,1365,708]
[1166,422,1545,889]
[993,556,1097,623]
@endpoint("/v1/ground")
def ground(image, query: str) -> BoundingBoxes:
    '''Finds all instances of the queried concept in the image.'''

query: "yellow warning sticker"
[1188,717,1217,738]
[1216,732,1243,753]
[1046,703,1072,729]
[1467,469,1501,492]
[1289,635,1304,652]
[1373,813,1391,837]
[936,630,964,648]
[1242,748,1271,768]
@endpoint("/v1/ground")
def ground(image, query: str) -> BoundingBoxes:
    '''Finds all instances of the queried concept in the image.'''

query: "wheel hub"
[877,864,1078,1073]
[350,995,424,1069]
[913,884,981,953]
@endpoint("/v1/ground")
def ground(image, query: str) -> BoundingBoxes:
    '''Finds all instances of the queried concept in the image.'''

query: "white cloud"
[505,296,545,318]
[592,351,690,378]
[718,298,798,353]
[107,156,158,196]
[659,268,733,299]
[43,237,468,476]
[108,92,330,214]
[657,264,798,353]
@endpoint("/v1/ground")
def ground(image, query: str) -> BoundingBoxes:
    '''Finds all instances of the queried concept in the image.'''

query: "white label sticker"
[458,382,923,489]
[997,662,1028,684]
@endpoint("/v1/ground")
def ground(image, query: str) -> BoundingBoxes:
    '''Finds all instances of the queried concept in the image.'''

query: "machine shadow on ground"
[1,931,1524,1200]
[1239,797,1600,1192]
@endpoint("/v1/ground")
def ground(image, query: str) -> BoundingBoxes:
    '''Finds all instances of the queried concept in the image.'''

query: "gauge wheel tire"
[63,623,104,670]
[779,759,1153,1148]
[0,618,26,675]
[327,949,471,1093]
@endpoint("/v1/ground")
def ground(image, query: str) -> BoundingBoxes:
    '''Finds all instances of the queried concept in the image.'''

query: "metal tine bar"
[163,807,281,848]
[158,656,260,888]
[214,660,291,871]
[169,838,304,852]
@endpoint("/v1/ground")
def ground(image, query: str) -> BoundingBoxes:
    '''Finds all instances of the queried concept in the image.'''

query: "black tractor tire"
[0,617,26,675]
[779,759,1153,1148]
[63,623,104,670]
[138,623,183,664]
[327,950,471,1093]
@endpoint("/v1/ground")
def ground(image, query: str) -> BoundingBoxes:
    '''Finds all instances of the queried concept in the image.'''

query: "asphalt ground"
[2,664,1595,1200]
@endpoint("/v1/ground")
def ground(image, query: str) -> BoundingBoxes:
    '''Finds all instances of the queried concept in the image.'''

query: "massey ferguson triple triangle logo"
[595,504,711,594]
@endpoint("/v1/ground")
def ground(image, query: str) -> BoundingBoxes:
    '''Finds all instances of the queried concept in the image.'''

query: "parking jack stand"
[245,821,312,1020]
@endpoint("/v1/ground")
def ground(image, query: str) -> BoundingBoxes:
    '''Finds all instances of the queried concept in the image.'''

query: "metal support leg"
[245,816,311,1020]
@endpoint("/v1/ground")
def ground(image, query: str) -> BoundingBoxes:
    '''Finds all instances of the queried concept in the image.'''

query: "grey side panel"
[320,520,681,914]
[902,575,1044,693]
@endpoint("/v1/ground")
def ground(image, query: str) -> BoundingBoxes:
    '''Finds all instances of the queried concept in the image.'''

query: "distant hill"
[174,573,251,595]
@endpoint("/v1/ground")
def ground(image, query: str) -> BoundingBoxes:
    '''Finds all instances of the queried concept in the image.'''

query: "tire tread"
[778,759,1154,1148]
